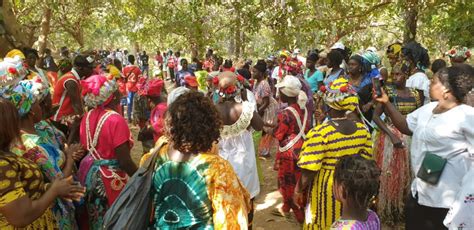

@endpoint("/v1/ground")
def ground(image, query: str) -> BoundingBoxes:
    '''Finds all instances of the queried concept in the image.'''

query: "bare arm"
[375,90,412,136]
[373,104,403,147]
[115,142,138,176]
[257,96,270,116]
[250,111,264,131]
[65,81,83,115]
[0,177,84,228]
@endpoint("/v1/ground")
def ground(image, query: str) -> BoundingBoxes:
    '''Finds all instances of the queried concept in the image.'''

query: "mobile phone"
[372,78,382,98]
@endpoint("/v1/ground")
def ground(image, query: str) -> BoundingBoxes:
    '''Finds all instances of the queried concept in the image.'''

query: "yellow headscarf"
[386,43,402,56]
[320,78,359,112]
[5,49,25,59]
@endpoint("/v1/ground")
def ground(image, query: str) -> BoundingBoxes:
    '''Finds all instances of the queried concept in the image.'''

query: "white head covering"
[331,42,345,50]
[275,75,308,109]
[167,86,190,106]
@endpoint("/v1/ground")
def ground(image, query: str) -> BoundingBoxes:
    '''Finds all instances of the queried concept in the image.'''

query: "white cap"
[275,75,302,96]
[366,47,378,53]
[293,48,301,54]
[330,42,345,50]
[167,86,190,106]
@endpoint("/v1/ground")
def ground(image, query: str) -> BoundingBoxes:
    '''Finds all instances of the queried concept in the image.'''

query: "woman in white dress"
[213,71,263,228]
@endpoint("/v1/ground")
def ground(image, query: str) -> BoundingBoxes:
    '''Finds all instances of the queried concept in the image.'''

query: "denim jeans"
[127,91,136,121]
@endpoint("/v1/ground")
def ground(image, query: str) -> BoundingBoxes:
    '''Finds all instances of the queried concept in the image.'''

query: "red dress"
[273,103,310,222]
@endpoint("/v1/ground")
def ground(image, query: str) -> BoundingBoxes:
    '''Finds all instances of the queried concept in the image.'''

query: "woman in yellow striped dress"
[294,78,374,229]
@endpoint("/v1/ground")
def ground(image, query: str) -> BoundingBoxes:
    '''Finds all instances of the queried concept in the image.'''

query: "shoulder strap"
[279,106,308,152]
[86,110,117,160]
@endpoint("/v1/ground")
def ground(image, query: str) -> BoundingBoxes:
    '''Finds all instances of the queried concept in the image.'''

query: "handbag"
[416,152,447,185]
[102,139,166,230]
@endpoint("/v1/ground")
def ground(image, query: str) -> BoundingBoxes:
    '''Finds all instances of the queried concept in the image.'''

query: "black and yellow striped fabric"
[298,122,373,229]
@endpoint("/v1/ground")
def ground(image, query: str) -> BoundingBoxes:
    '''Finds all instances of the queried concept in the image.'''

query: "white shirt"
[407,102,474,208]
[406,72,430,104]
[444,155,474,229]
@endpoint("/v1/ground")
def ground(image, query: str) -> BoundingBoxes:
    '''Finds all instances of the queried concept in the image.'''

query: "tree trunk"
[0,0,29,55]
[36,6,52,58]
[403,0,418,44]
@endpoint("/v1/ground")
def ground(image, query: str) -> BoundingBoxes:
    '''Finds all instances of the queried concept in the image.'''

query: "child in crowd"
[331,153,381,230]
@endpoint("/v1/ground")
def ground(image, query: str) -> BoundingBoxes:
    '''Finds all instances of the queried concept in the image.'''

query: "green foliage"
[7,0,473,59]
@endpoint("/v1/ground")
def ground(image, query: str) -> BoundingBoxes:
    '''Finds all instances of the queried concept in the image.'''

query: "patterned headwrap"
[5,49,25,59]
[446,46,471,59]
[278,49,291,58]
[212,71,246,99]
[361,51,381,67]
[0,80,45,117]
[137,78,164,97]
[386,43,402,55]
[319,78,359,112]
[81,74,118,108]
[0,56,27,88]
[361,51,381,79]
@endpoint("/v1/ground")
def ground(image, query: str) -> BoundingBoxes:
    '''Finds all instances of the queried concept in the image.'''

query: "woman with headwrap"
[5,80,82,229]
[76,75,137,230]
[271,50,291,82]
[136,78,167,153]
[270,75,310,223]
[372,62,423,226]
[446,46,471,65]
[401,41,431,104]
[214,71,263,228]
[295,78,373,229]
[252,60,279,157]
[385,42,403,84]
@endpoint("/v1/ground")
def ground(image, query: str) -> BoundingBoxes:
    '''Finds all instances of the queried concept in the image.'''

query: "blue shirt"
[304,69,324,92]
[175,69,194,86]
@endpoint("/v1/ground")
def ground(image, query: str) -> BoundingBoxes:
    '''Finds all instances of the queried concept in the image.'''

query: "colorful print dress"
[151,144,251,229]
[373,86,422,225]
[330,209,381,230]
[78,109,133,230]
[11,132,77,229]
[0,153,56,229]
[298,122,373,230]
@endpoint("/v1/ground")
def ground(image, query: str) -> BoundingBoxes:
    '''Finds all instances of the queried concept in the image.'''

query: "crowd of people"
[0,40,472,230]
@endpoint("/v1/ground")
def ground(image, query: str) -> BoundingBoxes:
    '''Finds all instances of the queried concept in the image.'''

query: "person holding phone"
[374,64,474,229]
[372,62,423,226]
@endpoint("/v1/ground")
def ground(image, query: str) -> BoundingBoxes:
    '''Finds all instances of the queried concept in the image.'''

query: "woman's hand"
[373,88,389,104]
[389,135,404,148]
[293,191,304,209]
[50,176,85,202]
[66,143,85,162]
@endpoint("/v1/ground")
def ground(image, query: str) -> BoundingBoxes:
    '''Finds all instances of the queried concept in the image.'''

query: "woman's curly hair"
[334,152,381,209]
[437,64,474,103]
[164,91,223,154]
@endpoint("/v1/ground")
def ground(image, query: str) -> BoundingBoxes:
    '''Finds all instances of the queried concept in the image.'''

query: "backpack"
[102,140,166,229]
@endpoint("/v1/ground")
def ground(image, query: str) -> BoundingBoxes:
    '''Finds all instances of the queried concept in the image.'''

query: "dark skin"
[306,58,324,91]
[294,108,357,207]
[251,67,270,117]
[327,57,342,77]
[107,92,137,176]
[347,59,373,113]
[72,92,138,176]
[215,79,263,131]
[20,102,82,177]
[375,73,460,136]
[333,181,368,221]
[401,54,425,103]
[372,68,412,148]
[0,174,84,228]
